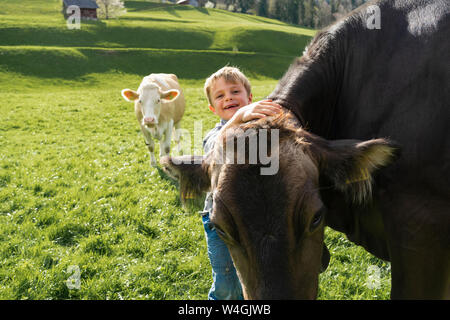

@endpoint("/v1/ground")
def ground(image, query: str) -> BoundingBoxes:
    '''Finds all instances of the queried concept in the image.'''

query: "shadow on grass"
[0,25,213,49]
[215,9,288,27]
[214,28,312,56]
[214,9,316,31]
[125,0,208,17]
[0,47,296,80]
[194,7,210,15]
[163,5,182,18]
[119,16,194,23]
[124,1,171,12]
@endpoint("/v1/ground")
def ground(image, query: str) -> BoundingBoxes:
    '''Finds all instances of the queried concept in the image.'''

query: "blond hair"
[204,66,251,106]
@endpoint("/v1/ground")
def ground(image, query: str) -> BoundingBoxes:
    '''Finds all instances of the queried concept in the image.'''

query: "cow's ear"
[320,138,399,203]
[160,155,211,203]
[121,89,139,102]
[161,89,180,102]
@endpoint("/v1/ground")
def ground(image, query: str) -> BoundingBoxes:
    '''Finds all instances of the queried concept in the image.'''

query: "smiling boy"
[201,66,281,300]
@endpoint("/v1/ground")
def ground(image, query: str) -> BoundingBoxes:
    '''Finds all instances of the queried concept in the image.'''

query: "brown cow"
[161,112,398,299]
[161,0,450,299]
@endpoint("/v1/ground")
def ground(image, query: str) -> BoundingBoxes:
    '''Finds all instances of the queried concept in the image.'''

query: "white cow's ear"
[161,89,180,102]
[121,89,139,102]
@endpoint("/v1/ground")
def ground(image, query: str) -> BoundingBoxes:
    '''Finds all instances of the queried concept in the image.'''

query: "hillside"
[0,0,315,85]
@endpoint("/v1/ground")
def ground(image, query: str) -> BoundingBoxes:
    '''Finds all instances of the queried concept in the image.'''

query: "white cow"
[121,73,185,166]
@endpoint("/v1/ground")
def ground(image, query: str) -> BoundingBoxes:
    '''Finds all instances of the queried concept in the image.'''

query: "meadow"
[0,0,391,299]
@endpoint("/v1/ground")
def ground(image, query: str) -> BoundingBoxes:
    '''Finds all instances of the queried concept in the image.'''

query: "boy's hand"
[229,99,282,126]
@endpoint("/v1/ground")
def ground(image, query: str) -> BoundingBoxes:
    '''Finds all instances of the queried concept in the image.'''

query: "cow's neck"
[269,30,347,140]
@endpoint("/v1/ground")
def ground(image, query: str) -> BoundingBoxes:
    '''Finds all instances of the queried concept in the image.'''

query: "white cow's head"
[121,82,180,127]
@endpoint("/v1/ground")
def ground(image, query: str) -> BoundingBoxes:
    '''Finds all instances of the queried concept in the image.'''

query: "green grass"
[0,0,390,299]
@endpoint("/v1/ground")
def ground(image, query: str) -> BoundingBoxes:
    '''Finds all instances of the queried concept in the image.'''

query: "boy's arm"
[221,99,282,132]
[204,100,282,154]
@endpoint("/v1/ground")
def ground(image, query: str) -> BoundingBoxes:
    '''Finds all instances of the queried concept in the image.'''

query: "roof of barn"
[63,0,99,9]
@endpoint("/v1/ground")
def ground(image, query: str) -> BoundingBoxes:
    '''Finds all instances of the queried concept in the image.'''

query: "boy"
[201,66,281,300]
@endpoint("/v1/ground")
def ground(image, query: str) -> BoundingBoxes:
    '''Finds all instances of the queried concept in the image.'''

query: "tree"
[206,0,369,28]
[267,0,276,18]
[236,0,255,13]
[315,0,333,28]
[96,0,126,19]
[204,1,215,8]
[303,0,315,27]
[221,0,255,13]
[287,0,299,25]
[257,0,268,17]
[297,0,305,25]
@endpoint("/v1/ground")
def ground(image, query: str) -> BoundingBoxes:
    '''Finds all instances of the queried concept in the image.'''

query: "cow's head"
[121,82,179,127]
[161,113,397,299]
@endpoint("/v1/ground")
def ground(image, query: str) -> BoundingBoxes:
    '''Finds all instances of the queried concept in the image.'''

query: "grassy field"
[0,0,391,299]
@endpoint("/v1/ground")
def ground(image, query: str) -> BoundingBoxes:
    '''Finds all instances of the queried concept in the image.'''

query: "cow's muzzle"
[143,117,158,127]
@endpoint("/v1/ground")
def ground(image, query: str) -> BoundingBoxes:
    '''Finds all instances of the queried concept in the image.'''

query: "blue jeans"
[202,212,243,300]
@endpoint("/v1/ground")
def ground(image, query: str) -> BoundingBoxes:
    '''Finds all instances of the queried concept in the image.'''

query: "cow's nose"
[144,117,155,124]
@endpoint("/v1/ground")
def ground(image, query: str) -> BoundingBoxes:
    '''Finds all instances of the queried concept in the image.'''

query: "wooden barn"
[63,0,98,20]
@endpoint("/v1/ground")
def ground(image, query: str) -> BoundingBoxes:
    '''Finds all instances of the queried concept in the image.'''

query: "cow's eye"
[212,196,240,246]
[310,207,326,232]
[214,225,226,237]
[212,223,229,240]
[211,222,239,246]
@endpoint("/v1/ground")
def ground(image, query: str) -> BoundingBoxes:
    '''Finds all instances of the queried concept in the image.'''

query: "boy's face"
[209,77,252,121]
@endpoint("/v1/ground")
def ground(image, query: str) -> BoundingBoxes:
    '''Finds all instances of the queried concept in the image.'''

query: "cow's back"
[333,0,450,194]
[329,0,449,268]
